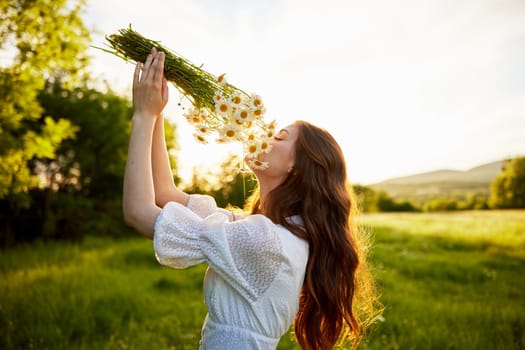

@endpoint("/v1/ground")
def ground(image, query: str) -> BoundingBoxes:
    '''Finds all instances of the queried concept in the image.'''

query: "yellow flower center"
[220,104,228,112]
[254,109,262,116]
[248,145,257,153]
[232,96,241,104]
[240,110,248,119]
[254,98,261,107]
[226,130,235,137]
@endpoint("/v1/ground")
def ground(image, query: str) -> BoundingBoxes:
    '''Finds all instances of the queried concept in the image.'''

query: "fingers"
[132,47,168,115]
[140,47,164,85]
[161,78,169,101]
[142,51,155,81]
[152,51,165,85]
[133,62,142,90]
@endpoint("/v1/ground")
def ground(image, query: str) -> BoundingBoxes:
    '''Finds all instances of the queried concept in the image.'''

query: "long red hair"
[247,120,380,349]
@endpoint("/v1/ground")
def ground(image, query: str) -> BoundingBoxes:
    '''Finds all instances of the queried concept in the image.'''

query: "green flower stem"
[103,26,246,110]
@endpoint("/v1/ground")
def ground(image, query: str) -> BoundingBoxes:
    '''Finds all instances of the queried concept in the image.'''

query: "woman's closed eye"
[274,129,289,141]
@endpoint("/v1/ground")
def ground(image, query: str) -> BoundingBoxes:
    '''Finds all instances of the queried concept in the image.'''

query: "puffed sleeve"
[153,196,284,302]
[184,194,230,219]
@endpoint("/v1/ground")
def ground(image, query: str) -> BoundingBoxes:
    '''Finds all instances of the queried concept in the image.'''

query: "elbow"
[122,203,158,239]
[122,204,143,231]
[155,195,169,208]
[155,189,175,208]
[123,206,139,229]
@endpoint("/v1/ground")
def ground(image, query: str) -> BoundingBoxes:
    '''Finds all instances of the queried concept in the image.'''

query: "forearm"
[123,115,161,238]
[152,116,189,207]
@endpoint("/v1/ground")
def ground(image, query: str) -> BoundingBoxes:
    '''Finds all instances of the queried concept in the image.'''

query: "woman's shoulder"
[237,214,309,260]
[227,214,278,243]
[277,216,309,255]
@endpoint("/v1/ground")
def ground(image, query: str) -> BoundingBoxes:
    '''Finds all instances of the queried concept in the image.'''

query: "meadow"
[1,210,523,350]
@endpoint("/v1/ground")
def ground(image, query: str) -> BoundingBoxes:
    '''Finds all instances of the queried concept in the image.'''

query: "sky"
[82,0,525,184]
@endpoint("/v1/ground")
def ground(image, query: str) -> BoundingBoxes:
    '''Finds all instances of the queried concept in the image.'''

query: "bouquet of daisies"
[104,26,276,169]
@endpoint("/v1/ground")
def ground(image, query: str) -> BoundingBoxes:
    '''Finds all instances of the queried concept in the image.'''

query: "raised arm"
[122,48,166,238]
[152,115,189,207]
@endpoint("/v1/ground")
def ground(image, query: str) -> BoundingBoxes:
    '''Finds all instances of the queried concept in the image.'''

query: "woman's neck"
[256,183,273,216]
[255,173,286,215]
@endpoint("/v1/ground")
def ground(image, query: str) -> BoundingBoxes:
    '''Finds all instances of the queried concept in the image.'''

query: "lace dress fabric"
[153,194,309,350]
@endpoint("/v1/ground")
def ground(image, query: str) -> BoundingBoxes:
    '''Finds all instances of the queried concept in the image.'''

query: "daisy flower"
[245,142,260,157]
[197,108,210,122]
[250,93,264,109]
[184,108,202,125]
[252,106,266,118]
[215,97,232,116]
[217,73,227,86]
[196,123,211,135]
[245,131,257,142]
[219,123,242,142]
[234,110,254,126]
[193,132,208,144]
[259,139,272,154]
[230,92,244,107]
[247,158,269,170]
[213,91,223,103]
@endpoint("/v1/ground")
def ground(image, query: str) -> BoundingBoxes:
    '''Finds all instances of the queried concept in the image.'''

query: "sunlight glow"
[83,0,525,184]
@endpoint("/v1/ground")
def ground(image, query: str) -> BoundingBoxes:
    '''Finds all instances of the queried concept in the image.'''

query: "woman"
[123,48,380,349]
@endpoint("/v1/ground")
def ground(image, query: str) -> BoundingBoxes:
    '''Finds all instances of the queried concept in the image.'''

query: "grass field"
[1,210,524,349]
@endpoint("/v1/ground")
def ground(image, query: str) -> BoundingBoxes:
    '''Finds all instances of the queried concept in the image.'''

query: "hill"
[369,160,504,203]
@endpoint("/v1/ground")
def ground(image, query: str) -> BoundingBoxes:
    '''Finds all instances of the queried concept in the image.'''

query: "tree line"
[1,0,523,247]
[353,156,525,213]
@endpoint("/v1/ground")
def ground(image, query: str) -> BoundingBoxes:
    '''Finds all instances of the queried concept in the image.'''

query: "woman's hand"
[132,47,169,119]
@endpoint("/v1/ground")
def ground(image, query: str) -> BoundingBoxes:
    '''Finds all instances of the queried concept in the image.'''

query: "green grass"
[1,210,524,349]
[358,210,525,350]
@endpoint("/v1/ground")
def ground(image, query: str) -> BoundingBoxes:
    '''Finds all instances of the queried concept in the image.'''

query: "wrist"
[131,114,158,131]
[132,112,158,123]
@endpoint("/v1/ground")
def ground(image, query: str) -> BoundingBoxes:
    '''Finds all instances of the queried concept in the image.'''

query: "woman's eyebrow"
[278,129,289,134]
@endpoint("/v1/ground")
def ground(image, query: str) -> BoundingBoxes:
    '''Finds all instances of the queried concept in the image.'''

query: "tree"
[352,184,379,212]
[489,157,525,209]
[36,81,181,240]
[0,0,91,245]
[1,79,181,243]
[352,184,418,212]
[422,197,458,212]
[0,0,90,207]
[36,82,133,239]
[183,154,257,209]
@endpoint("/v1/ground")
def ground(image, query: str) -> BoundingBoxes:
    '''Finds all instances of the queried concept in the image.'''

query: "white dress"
[153,194,309,350]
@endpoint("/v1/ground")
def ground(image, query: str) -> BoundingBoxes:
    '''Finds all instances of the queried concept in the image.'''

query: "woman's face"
[249,123,298,182]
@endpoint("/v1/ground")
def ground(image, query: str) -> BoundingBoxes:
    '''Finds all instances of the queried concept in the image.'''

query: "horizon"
[368,157,507,184]
[81,0,524,185]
